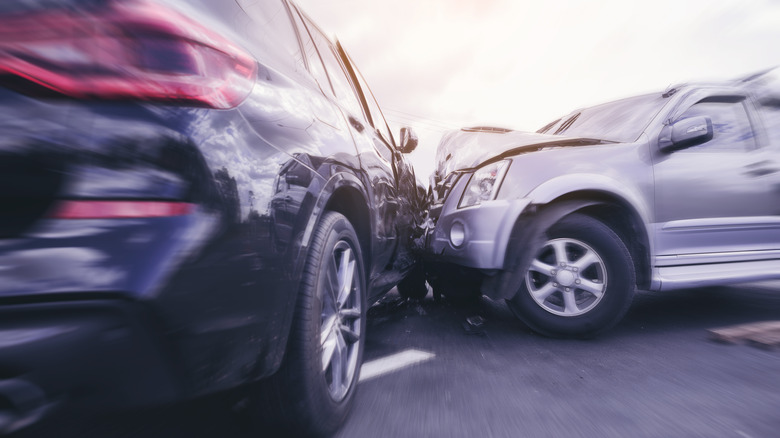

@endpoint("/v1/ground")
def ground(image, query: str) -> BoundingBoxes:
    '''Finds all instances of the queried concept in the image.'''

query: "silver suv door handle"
[744,167,779,177]
[744,160,780,177]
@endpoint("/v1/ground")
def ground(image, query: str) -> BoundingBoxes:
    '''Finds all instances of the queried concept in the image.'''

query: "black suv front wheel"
[507,213,635,338]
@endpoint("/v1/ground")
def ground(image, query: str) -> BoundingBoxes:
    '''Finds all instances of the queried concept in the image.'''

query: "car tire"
[506,213,634,338]
[396,264,428,300]
[252,211,366,436]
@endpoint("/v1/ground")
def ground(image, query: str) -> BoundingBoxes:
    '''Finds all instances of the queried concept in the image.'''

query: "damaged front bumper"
[421,173,532,270]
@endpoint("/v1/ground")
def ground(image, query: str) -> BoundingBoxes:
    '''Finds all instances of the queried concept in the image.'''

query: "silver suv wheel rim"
[320,240,361,402]
[525,238,607,317]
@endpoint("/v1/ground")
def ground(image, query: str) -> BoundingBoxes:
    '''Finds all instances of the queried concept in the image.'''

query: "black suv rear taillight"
[0,0,257,109]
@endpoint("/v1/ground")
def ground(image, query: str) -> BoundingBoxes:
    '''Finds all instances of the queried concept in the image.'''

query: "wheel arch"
[482,190,653,300]
[302,171,373,277]
[322,183,372,272]
[265,171,372,377]
[551,190,652,290]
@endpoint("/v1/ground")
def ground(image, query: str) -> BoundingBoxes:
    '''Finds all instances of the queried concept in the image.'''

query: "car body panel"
[429,141,655,271]
[651,90,780,261]
[428,197,532,270]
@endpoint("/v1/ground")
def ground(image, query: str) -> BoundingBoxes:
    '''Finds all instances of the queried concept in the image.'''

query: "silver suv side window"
[675,100,757,152]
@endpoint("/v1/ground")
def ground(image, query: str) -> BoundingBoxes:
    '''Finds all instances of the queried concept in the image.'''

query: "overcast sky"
[295,0,780,180]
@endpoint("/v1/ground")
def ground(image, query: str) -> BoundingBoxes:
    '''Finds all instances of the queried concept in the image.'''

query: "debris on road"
[466,316,485,327]
[709,321,780,350]
[463,315,487,336]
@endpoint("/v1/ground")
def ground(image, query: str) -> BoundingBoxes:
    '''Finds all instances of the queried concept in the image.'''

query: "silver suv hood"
[434,128,610,178]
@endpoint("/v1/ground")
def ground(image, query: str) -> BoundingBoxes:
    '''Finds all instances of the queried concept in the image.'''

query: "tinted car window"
[351,62,395,145]
[675,100,757,152]
[372,134,395,163]
[304,19,365,118]
[289,7,332,95]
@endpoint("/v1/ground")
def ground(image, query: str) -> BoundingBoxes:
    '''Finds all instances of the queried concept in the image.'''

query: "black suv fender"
[264,167,372,375]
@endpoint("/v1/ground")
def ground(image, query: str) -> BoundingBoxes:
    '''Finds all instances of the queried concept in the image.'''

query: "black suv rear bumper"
[0,297,181,434]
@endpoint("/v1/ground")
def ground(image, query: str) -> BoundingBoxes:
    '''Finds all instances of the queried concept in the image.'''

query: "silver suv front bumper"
[426,190,532,270]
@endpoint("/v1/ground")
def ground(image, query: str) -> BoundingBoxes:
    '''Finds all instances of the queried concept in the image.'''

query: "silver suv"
[422,76,780,338]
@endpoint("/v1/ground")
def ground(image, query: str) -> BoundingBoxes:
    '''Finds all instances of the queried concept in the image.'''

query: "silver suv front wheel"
[526,238,608,317]
[508,213,635,338]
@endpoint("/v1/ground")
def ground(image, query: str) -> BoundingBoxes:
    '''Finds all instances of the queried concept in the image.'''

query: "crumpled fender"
[480,199,601,300]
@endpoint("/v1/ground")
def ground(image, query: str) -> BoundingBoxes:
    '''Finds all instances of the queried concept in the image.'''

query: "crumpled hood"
[434,129,608,178]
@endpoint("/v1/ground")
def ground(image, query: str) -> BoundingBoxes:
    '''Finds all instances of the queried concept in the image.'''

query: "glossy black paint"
[0,0,422,430]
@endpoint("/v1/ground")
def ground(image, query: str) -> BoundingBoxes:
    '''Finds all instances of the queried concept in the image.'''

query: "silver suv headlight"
[458,159,510,208]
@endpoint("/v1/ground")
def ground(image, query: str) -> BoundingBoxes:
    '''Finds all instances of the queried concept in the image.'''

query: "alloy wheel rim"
[525,238,607,317]
[320,240,361,401]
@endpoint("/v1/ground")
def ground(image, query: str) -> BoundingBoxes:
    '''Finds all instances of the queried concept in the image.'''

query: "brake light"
[0,0,256,109]
[47,200,194,219]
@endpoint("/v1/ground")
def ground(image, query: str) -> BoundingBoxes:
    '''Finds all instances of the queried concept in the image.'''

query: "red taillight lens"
[0,0,256,109]
[47,200,194,219]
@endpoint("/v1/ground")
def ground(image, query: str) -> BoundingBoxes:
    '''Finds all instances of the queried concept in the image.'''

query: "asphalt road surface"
[15,282,780,438]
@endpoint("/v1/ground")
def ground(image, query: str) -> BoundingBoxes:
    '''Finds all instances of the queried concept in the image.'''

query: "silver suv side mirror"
[659,116,714,152]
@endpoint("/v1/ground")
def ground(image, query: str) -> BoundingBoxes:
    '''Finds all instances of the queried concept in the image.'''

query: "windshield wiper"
[554,112,580,135]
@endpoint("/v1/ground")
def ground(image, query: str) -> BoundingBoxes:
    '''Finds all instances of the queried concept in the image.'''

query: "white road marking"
[359,349,435,382]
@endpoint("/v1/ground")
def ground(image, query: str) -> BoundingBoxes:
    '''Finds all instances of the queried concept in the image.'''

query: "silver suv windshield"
[538,93,670,143]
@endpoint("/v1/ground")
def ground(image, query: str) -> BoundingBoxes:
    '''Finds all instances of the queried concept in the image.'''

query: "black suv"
[0,0,422,435]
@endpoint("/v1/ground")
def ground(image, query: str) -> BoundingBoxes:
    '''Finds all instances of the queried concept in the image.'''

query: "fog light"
[450,222,466,247]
